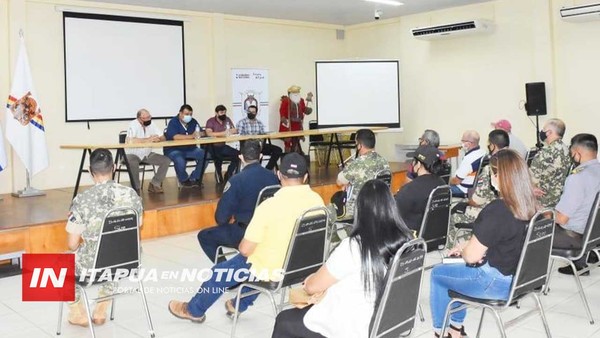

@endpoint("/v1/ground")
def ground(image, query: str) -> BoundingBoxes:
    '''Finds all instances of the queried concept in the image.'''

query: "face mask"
[411,161,421,177]
[247,113,257,120]
[462,143,469,151]
[290,93,301,104]
[182,115,192,124]
[539,130,548,142]
[218,114,227,122]
[142,120,151,127]
[571,152,580,166]
[490,175,500,192]
[487,144,495,154]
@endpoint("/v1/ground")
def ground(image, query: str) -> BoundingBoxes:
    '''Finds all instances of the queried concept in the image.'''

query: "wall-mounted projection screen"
[315,60,400,128]
[63,12,185,122]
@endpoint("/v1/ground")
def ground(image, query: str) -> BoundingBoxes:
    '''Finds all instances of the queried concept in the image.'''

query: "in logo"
[22,254,75,302]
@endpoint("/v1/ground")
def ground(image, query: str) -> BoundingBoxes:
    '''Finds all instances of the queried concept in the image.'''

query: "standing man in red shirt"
[279,85,313,153]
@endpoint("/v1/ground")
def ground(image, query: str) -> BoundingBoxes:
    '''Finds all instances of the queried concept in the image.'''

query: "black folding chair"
[230,206,329,338]
[440,209,555,338]
[417,185,452,256]
[213,185,281,264]
[56,207,155,338]
[439,159,452,184]
[375,169,392,187]
[525,148,539,167]
[115,131,156,191]
[545,192,600,324]
[369,238,427,338]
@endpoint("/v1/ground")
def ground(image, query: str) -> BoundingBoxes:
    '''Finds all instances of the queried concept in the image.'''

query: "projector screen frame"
[314,60,401,129]
[62,12,186,123]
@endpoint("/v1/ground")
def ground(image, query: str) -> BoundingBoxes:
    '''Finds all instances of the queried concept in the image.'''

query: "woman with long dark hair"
[430,149,538,338]
[272,179,414,338]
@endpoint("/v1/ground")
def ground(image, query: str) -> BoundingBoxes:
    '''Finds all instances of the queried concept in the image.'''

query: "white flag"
[5,37,48,176]
[0,121,7,172]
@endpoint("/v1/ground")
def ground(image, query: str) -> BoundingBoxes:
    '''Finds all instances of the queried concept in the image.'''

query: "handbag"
[288,287,326,309]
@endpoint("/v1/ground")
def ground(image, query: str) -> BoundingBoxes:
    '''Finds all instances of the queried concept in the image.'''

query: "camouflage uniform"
[66,181,143,302]
[530,139,571,208]
[339,151,389,218]
[448,165,497,246]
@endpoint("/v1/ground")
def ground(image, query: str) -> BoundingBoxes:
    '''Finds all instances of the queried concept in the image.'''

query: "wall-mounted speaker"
[525,82,547,116]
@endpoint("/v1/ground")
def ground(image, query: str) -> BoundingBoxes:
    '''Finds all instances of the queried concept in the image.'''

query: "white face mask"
[290,93,301,104]
[461,143,469,151]
[491,174,500,192]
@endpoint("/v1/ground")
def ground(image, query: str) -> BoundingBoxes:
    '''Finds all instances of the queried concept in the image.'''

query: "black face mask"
[571,153,580,166]
[218,114,227,122]
[487,145,494,154]
[247,113,257,120]
[539,130,548,142]
[142,120,152,127]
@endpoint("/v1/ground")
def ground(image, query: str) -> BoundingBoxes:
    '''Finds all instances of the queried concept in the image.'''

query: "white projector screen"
[316,60,400,128]
[64,13,185,122]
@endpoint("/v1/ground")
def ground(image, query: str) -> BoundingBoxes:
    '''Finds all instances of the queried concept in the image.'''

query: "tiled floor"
[2,232,600,337]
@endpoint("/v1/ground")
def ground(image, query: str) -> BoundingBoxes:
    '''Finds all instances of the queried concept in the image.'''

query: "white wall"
[0,0,343,193]
[2,0,600,193]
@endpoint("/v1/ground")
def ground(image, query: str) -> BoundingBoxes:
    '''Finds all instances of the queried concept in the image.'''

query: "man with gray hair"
[449,130,486,198]
[530,118,571,208]
[125,109,171,193]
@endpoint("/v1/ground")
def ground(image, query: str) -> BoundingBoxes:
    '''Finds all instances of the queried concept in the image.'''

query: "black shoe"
[189,179,201,187]
[181,180,194,188]
[558,265,590,276]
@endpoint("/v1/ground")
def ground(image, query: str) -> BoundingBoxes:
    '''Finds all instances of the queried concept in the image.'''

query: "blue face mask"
[182,115,192,124]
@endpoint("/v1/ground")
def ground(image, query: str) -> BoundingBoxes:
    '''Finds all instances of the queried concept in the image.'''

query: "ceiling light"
[365,0,404,6]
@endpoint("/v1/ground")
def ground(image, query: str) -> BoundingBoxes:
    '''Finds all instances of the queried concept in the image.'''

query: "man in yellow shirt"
[168,153,324,323]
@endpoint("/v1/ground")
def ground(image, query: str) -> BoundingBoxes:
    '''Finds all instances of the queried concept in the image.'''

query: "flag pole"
[11,170,45,198]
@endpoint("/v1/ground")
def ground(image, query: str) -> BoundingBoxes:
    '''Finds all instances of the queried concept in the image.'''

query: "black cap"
[413,145,441,166]
[280,153,308,178]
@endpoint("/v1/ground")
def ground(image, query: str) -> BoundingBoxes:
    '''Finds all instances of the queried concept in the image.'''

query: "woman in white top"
[271,179,414,338]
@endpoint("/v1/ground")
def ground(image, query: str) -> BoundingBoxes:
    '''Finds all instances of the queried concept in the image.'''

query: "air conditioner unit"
[560,3,600,22]
[411,20,494,40]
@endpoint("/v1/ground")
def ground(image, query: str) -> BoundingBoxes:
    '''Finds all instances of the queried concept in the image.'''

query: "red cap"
[491,119,512,132]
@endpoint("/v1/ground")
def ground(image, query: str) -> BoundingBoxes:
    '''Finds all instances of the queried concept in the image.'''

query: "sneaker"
[147,183,164,194]
[224,299,240,320]
[168,301,206,323]
[558,265,590,276]
[67,301,90,327]
[92,300,111,325]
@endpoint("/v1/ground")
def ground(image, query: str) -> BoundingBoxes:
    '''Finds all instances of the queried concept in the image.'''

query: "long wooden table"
[60,126,387,198]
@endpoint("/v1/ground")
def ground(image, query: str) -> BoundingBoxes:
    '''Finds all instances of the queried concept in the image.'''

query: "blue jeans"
[197,223,246,262]
[187,254,260,317]
[166,148,206,183]
[450,185,467,198]
[430,262,513,330]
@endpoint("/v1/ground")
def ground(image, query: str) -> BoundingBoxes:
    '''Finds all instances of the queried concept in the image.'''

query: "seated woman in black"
[395,145,446,232]
[429,149,538,338]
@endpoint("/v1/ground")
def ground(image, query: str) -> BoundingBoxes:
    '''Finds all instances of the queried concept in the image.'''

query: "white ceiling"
[79,0,494,25]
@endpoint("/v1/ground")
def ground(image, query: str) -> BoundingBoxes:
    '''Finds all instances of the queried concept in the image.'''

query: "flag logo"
[7,92,44,131]
[22,254,75,302]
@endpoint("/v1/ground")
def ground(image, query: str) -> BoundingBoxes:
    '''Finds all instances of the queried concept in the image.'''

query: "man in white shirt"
[491,119,528,158]
[449,130,486,198]
[125,109,171,193]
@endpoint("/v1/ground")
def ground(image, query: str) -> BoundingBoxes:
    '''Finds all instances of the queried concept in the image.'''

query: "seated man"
[335,129,389,219]
[395,145,445,232]
[553,134,600,275]
[449,130,486,198]
[530,118,571,208]
[407,129,447,181]
[449,129,509,244]
[237,104,283,170]
[124,108,171,193]
[491,119,528,158]
[168,153,324,322]
[197,139,279,263]
[164,104,207,187]
[65,149,143,327]
[206,104,241,183]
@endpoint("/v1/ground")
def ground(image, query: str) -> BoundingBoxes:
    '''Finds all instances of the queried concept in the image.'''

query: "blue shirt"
[556,159,600,234]
[164,115,202,155]
[215,162,279,226]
